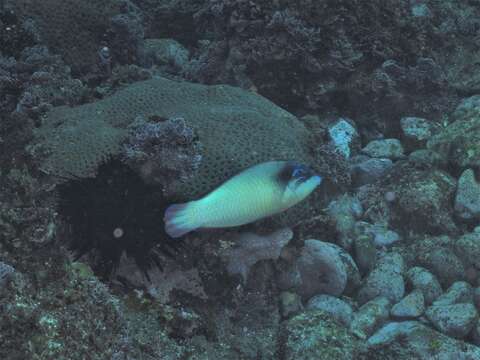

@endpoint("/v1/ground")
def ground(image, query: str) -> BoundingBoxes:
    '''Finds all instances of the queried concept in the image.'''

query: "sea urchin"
[56,159,181,279]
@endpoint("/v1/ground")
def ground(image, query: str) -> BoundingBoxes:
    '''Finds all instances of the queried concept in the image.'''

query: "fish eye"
[292,164,313,179]
[292,167,305,178]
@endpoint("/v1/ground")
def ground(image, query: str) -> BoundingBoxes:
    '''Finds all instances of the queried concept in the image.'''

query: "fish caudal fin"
[164,202,200,238]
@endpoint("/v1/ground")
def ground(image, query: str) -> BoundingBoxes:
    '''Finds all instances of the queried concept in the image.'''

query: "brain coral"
[33,76,316,201]
[7,0,123,73]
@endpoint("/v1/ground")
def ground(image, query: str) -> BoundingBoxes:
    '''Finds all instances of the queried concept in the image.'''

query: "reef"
[3,0,480,359]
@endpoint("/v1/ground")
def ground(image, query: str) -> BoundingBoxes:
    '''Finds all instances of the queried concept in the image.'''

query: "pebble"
[366,321,420,348]
[306,294,354,326]
[327,118,360,159]
[390,290,425,318]
[405,267,442,305]
[353,234,377,275]
[350,296,391,339]
[327,195,363,250]
[417,245,465,288]
[400,116,439,149]
[474,287,480,309]
[425,303,478,339]
[368,321,480,358]
[355,221,402,247]
[350,157,393,186]
[454,169,480,221]
[279,291,303,319]
[296,240,348,299]
[455,230,480,269]
[357,253,405,305]
[432,281,473,306]
[361,138,405,160]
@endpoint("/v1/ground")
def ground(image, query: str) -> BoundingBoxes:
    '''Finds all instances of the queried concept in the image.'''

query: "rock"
[296,240,360,299]
[350,157,393,186]
[391,167,457,235]
[277,310,359,360]
[366,321,420,348]
[338,248,362,296]
[327,118,360,159]
[432,281,473,306]
[473,319,480,346]
[455,230,480,270]
[474,287,480,309]
[366,321,480,359]
[326,194,363,249]
[408,149,447,169]
[372,229,401,247]
[415,236,466,288]
[350,297,391,339]
[221,228,293,283]
[306,295,354,326]
[427,96,480,171]
[390,290,425,319]
[276,261,302,291]
[361,139,405,160]
[411,3,432,18]
[276,260,302,290]
[425,303,478,339]
[357,253,405,305]
[354,221,402,247]
[279,291,303,319]
[352,234,377,275]
[400,116,440,150]
[405,267,442,305]
[454,169,480,221]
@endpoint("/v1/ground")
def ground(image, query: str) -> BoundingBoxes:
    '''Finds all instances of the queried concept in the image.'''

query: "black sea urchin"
[57,159,182,279]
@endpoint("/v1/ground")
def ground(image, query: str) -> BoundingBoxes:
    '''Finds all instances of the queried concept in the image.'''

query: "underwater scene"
[2,0,480,359]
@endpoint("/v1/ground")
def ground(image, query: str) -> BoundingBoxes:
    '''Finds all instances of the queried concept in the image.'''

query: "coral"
[0,254,128,359]
[312,143,351,191]
[0,45,87,170]
[116,256,207,304]
[107,9,145,66]
[6,0,143,74]
[133,0,204,44]
[184,0,457,124]
[0,5,35,58]
[32,76,317,201]
[122,115,202,194]
[143,38,190,73]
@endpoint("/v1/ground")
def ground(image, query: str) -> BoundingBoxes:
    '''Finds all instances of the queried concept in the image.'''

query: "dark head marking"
[276,161,315,186]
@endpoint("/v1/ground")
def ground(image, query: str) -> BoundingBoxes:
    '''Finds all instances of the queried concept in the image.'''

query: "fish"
[164,160,322,238]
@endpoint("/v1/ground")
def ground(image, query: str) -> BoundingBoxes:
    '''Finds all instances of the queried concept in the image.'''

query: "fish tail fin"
[164,201,201,238]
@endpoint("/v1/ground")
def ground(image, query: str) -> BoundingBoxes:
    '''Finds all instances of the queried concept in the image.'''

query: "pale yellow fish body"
[189,162,294,227]
[164,161,321,238]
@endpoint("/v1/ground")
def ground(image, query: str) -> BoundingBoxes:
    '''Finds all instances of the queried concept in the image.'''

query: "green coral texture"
[8,0,122,72]
[34,77,314,199]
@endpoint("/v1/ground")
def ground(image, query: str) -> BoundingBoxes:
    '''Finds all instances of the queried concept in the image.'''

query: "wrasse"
[164,161,321,238]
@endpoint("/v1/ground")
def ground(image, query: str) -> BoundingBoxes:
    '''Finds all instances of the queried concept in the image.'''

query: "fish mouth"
[311,175,322,186]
